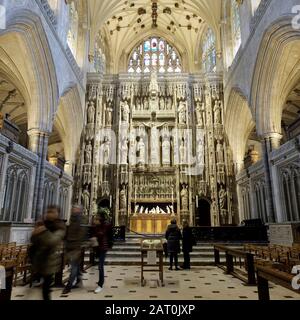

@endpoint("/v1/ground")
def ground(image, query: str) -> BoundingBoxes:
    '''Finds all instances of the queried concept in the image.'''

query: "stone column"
[261,132,282,223]
[0,152,9,211]
[28,129,50,220]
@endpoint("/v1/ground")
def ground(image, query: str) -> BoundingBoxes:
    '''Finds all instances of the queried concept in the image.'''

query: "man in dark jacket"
[165,219,182,270]
[31,206,66,300]
[181,220,195,269]
[62,205,86,294]
[92,211,113,293]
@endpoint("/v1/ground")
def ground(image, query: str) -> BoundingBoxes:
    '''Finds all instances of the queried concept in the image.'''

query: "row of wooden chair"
[0,243,31,286]
[244,243,300,272]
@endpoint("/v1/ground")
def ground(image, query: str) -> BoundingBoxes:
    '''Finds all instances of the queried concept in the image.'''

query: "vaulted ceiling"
[88,0,222,73]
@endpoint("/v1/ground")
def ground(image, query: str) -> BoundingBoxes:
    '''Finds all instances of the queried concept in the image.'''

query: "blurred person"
[31,206,66,300]
[181,220,196,270]
[62,205,86,295]
[91,210,113,293]
[165,219,182,271]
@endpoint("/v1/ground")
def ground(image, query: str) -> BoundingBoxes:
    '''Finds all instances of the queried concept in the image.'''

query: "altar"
[130,214,172,234]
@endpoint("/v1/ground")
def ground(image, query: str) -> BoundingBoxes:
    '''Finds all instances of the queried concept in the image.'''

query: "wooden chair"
[13,250,31,287]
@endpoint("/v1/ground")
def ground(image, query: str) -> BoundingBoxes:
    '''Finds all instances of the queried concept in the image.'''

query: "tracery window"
[202,28,217,73]
[128,37,182,74]
[1,165,29,222]
[231,0,242,56]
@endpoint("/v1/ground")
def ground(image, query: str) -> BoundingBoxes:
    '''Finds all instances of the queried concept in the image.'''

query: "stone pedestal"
[180,210,190,224]
[269,223,300,246]
[118,209,127,227]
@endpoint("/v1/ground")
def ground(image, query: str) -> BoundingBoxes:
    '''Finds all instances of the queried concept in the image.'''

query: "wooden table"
[141,248,164,287]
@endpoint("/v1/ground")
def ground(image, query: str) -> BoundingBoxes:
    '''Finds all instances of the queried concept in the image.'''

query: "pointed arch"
[250,16,300,136]
[225,88,255,169]
[0,9,59,132]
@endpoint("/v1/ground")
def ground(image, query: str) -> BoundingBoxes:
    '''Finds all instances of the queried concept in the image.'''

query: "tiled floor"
[12,266,300,300]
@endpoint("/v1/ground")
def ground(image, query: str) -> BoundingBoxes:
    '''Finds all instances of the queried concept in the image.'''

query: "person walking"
[62,205,86,295]
[30,206,66,300]
[181,220,196,269]
[92,210,113,293]
[165,219,182,271]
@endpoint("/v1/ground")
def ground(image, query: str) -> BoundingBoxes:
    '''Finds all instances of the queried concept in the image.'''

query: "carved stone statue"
[162,137,171,165]
[101,136,111,165]
[179,139,186,164]
[159,96,165,110]
[106,104,113,125]
[136,97,141,111]
[87,101,95,124]
[119,185,127,210]
[214,101,222,124]
[181,185,189,211]
[83,166,91,185]
[129,136,137,165]
[142,116,166,165]
[121,100,130,122]
[85,142,93,164]
[120,138,128,164]
[196,134,205,166]
[143,97,149,110]
[216,140,224,164]
[82,188,90,214]
[196,103,204,127]
[137,137,146,164]
[178,101,187,124]
[219,187,227,209]
[149,71,159,94]
[166,96,172,110]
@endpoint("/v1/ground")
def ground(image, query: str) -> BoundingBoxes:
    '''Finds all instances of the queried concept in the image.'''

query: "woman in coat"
[181,220,196,269]
[165,219,182,270]
[92,211,113,293]
[31,207,66,300]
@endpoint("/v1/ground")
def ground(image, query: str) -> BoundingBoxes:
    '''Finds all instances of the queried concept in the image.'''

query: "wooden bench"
[214,244,256,285]
[256,265,300,300]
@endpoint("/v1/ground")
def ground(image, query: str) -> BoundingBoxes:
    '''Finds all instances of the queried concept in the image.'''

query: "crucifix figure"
[142,112,167,165]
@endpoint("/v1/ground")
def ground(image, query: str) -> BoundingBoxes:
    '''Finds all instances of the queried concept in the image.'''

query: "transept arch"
[251,16,300,137]
[224,88,255,171]
[1,9,59,133]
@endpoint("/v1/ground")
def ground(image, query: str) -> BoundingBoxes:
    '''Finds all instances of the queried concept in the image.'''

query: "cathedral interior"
[0,0,300,301]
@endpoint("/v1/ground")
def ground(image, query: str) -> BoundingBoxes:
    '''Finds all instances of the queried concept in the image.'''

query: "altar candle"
[110,195,112,208]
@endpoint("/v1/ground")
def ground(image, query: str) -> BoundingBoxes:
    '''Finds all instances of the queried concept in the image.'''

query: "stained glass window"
[128,37,182,74]
[202,28,217,73]
[231,0,242,56]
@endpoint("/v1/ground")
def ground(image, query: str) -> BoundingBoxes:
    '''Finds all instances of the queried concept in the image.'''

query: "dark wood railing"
[256,265,300,300]
[214,244,256,285]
